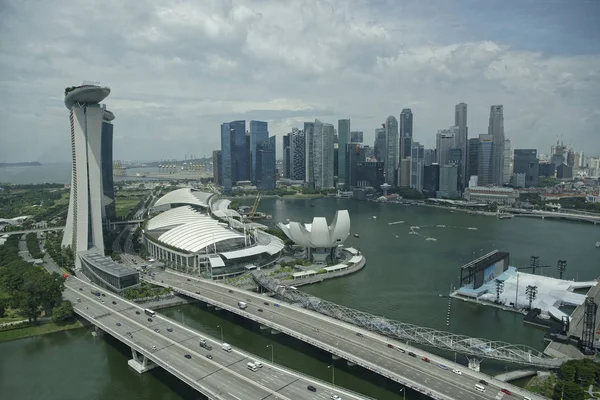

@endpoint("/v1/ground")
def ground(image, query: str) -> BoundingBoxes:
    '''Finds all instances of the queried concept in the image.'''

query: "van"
[247,362,257,371]
[222,343,232,352]
[253,361,263,368]
[474,384,486,393]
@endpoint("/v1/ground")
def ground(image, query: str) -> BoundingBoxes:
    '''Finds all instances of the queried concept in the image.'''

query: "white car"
[452,369,462,375]
[331,395,341,400]
[151,345,157,350]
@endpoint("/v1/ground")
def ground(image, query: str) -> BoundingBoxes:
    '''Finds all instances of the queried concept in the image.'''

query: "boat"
[388,221,405,225]
[467,227,478,230]
[436,224,446,228]
[372,216,377,219]
[354,233,359,238]
[426,237,438,241]
[596,241,600,248]
[497,213,513,220]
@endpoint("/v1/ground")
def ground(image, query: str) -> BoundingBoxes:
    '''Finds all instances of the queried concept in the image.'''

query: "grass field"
[0,320,82,343]
[116,198,141,218]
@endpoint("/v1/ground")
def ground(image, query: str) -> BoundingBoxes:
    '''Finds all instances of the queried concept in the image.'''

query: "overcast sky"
[1,0,599,163]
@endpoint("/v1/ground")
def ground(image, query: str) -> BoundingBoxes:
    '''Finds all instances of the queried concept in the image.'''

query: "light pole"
[399,387,406,400]
[328,364,335,387]
[266,344,274,363]
[217,325,223,342]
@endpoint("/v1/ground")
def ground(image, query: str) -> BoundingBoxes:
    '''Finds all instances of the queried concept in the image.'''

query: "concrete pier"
[128,349,158,374]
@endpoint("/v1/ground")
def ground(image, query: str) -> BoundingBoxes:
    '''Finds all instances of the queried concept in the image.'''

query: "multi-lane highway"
[64,277,371,400]
[148,269,545,400]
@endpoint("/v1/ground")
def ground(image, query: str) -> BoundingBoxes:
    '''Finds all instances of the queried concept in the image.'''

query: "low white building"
[463,186,518,205]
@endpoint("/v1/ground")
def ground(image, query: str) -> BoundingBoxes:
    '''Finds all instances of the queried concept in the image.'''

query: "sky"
[0,0,599,163]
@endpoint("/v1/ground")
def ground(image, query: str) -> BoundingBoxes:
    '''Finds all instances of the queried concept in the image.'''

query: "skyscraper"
[488,105,505,186]
[478,134,494,186]
[289,129,306,181]
[62,83,112,265]
[438,164,459,198]
[282,133,291,179]
[467,138,479,181]
[436,127,458,165]
[513,149,539,187]
[399,109,413,159]
[384,116,398,186]
[313,120,335,189]
[503,139,512,184]
[250,120,268,183]
[100,106,116,222]
[410,142,425,191]
[220,122,234,191]
[212,150,222,185]
[304,121,315,188]
[373,128,386,162]
[350,131,363,143]
[454,103,468,188]
[255,136,276,190]
[338,119,350,187]
[346,143,367,188]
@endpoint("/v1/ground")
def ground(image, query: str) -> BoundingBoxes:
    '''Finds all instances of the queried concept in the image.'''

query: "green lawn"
[115,198,141,217]
[0,319,82,343]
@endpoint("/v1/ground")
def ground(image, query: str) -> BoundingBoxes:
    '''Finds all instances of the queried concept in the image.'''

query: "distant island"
[0,162,42,168]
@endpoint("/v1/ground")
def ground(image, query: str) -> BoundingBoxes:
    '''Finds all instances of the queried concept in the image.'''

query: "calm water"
[1,197,598,399]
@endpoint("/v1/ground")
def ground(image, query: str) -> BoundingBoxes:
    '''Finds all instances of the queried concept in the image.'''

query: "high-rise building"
[384,116,398,186]
[346,143,367,188]
[304,121,315,188]
[513,149,539,187]
[398,159,411,187]
[356,162,384,188]
[556,163,573,179]
[62,84,112,265]
[313,120,335,189]
[220,120,247,190]
[410,142,424,191]
[423,164,440,193]
[220,123,234,191]
[245,132,252,181]
[250,120,268,183]
[337,119,350,187]
[436,127,458,165]
[100,106,116,222]
[477,134,494,186]
[373,128,386,162]
[488,105,505,186]
[467,138,479,181]
[539,162,556,177]
[424,149,435,166]
[399,109,413,159]
[289,129,305,181]
[212,150,222,185]
[503,139,511,184]
[438,164,459,198]
[455,103,468,188]
[255,136,276,190]
[282,133,291,179]
[350,131,363,143]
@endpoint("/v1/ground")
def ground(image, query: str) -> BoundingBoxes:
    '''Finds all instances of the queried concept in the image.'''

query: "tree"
[559,362,577,382]
[52,301,74,322]
[552,381,584,400]
[0,298,7,318]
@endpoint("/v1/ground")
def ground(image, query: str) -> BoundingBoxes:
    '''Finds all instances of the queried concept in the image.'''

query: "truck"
[238,301,247,309]
[90,289,101,296]
[222,343,232,352]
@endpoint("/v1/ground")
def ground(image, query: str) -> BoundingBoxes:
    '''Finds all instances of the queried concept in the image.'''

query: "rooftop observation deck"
[64,84,110,109]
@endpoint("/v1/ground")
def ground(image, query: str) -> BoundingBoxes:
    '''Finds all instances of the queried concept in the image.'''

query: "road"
[148,270,545,400]
[64,277,371,400]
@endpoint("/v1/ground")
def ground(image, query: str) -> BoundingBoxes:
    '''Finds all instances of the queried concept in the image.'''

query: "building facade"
[423,164,440,193]
[250,120,268,184]
[488,105,505,186]
[350,131,363,143]
[100,108,116,222]
[464,187,517,205]
[437,164,459,198]
[289,129,306,181]
[384,116,398,186]
[503,139,511,184]
[356,162,384,188]
[337,119,350,187]
[477,134,494,186]
[455,103,468,189]
[373,128,386,163]
[282,133,291,179]
[304,121,315,188]
[212,150,222,185]
[467,138,479,181]
[410,142,424,191]
[436,127,458,165]
[513,149,539,187]
[313,120,335,189]
[255,136,276,190]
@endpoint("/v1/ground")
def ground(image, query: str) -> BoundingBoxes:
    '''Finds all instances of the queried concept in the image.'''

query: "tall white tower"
[62,83,111,267]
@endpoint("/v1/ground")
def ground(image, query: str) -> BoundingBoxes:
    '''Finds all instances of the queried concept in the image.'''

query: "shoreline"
[0,318,83,343]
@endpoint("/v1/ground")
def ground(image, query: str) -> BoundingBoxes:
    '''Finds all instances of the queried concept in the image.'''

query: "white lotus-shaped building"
[278,210,350,248]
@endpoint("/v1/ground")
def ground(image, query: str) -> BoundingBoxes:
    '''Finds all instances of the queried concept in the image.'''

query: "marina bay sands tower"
[62,83,114,267]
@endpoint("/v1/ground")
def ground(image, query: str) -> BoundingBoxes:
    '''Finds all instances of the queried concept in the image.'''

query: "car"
[229,290,234,293]
[116,322,121,327]
[258,308,263,312]
[151,345,157,350]
[184,354,191,359]
[408,352,416,357]
[307,385,316,392]
[421,357,430,362]
[101,301,105,304]
[478,379,488,386]
[167,327,173,332]
[331,395,341,400]
[387,344,394,349]
[79,288,83,291]
[154,328,160,333]
[206,354,213,360]
[264,302,269,306]
[439,364,448,370]
[274,303,280,307]
[101,293,106,297]
[205,345,212,351]
[112,301,116,305]
[147,318,152,322]
[500,389,511,395]
[356,332,363,337]
[397,348,406,353]
[195,291,200,294]
[452,369,462,375]
[187,278,190,282]
[136,311,140,315]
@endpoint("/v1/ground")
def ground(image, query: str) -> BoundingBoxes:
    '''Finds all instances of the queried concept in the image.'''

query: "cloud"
[0,0,598,163]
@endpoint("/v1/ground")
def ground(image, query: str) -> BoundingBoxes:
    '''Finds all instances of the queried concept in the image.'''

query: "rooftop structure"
[153,187,213,209]
[79,250,140,293]
[463,186,518,205]
[278,210,350,248]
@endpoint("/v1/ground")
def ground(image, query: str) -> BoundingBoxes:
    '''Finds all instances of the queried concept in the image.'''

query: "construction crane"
[250,193,262,218]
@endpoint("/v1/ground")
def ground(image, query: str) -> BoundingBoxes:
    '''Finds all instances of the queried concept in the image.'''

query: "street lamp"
[399,387,406,400]
[217,325,223,342]
[327,364,335,387]
[266,344,274,363]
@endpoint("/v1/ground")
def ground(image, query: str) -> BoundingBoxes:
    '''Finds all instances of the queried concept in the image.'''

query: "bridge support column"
[91,325,103,338]
[331,354,341,361]
[466,356,482,372]
[270,329,281,335]
[128,348,158,374]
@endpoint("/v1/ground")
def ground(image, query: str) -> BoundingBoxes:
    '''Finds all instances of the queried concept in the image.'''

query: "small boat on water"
[372,216,377,219]
[426,237,438,241]
[596,241,600,248]
[467,227,478,230]
[354,233,359,238]
[436,224,446,228]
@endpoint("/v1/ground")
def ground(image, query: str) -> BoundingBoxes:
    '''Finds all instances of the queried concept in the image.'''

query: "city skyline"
[1,1,599,162]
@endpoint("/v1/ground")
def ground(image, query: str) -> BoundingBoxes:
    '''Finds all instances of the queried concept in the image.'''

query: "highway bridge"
[64,277,371,400]
[502,208,600,224]
[146,269,550,400]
